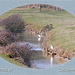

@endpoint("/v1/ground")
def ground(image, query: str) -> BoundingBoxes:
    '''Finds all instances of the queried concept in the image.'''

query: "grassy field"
[0,53,26,67]
[0,4,75,55]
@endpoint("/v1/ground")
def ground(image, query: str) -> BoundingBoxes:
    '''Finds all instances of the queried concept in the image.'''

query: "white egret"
[37,34,41,38]
[50,44,54,67]
[37,34,41,41]
[50,44,54,50]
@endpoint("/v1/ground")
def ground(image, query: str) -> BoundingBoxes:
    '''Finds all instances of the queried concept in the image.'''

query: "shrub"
[0,19,4,27]
[4,43,32,67]
[0,19,2,26]
[0,46,4,53]
[0,29,14,46]
[42,24,53,32]
[2,14,25,35]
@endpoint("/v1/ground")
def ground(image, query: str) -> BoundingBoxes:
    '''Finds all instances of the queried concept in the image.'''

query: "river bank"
[25,26,74,61]
[0,26,71,69]
[14,31,68,69]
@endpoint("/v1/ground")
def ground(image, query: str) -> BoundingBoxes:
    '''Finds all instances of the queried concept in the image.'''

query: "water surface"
[19,32,64,69]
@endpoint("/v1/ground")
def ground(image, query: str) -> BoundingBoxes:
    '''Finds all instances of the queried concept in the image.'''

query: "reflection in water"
[38,37,41,42]
[31,59,59,69]
[50,57,54,67]
[19,32,67,69]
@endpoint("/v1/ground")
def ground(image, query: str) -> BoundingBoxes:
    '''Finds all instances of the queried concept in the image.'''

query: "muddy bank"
[30,50,68,69]
[25,23,53,36]
[42,31,75,60]
[25,23,75,60]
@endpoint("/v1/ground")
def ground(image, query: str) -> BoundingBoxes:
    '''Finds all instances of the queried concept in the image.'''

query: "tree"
[2,14,25,35]
[0,29,14,46]
[4,43,32,67]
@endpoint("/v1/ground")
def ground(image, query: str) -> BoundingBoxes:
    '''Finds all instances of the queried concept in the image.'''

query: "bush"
[0,46,4,53]
[2,14,25,35]
[42,24,53,32]
[0,29,14,46]
[4,43,32,67]
[0,19,2,26]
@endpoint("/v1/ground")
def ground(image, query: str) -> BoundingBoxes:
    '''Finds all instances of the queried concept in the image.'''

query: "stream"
[19,32,66,69]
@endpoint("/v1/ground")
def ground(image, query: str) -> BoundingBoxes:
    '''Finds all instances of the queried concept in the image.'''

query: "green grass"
[0,26,4,28]
[0,53,27,68]
[0,6,75,53]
